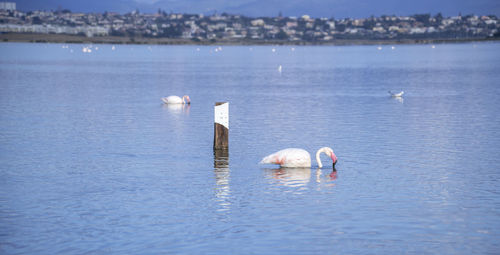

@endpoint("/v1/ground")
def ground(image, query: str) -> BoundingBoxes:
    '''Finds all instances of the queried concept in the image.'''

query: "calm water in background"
[1,42,500,254]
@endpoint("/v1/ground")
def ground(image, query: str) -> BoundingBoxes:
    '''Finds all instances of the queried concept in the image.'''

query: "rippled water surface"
[1,42,500,254]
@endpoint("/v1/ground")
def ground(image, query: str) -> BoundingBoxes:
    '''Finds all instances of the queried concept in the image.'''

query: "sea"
[1,42,500,254]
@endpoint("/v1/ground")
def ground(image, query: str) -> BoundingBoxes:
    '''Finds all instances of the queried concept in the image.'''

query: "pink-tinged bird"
[161,95,190,104]
[260,147,338,168]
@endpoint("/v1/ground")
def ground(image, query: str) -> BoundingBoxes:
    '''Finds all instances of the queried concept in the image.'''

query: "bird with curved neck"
[260,147,338,168]
[315,147,338,168]
[161,95,190,104]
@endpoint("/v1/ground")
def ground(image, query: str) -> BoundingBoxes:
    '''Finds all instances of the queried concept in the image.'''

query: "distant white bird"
[260,147,338,168]
[278,65,282,73]
[388,91,404,97]
[161,95,190,104]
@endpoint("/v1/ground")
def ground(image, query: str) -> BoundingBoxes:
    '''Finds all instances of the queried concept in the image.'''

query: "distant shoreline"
[1,33,499,46]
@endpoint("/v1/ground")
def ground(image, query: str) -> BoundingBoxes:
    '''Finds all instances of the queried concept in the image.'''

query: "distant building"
[0,6,497,42]
[0,2,16,11]
[250,19,264,26]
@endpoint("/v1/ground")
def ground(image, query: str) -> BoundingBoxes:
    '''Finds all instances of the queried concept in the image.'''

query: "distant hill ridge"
[1,7,498,44]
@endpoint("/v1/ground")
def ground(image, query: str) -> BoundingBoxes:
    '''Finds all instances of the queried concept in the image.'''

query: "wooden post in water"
[214,102,229,150]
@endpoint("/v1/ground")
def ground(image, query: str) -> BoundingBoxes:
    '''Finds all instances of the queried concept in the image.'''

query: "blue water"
[1,42,500,254]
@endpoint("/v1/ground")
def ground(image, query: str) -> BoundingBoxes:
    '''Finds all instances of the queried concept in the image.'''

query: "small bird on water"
[388,91,404,97]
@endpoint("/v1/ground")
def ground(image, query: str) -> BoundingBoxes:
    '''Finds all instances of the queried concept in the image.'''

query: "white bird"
[388,91,404,97]
[278,65,282,73]
[161,95,190,104]
[260,147,338,168]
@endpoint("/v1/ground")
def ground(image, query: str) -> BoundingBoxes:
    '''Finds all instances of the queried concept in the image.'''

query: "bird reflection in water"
[163,103,190,114]
[393,96,404,103]
[269,167,311,188]
[214,149,230,213]
[315,168,337,182]
[329,168,338,180]
[267,167,338,190]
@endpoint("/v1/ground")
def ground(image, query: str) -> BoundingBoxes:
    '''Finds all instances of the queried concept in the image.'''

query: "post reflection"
[214,149,230,213]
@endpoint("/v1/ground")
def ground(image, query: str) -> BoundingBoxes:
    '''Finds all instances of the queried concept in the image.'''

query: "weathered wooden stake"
[214,149,229,169]
[214,102,229,150]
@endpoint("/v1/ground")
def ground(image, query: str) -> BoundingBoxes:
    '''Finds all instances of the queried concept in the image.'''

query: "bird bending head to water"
[161,95,190,104]
[260,147,337,168]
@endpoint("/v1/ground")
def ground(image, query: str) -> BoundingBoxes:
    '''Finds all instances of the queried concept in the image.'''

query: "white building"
[250,19,264,26]
[0,2,16,11]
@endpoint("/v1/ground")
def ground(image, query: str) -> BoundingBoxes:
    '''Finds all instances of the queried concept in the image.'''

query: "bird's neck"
[315,149,324,168]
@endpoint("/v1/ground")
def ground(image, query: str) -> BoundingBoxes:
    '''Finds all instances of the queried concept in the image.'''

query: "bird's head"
[327,148,338,166]
[183,95,191,104]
